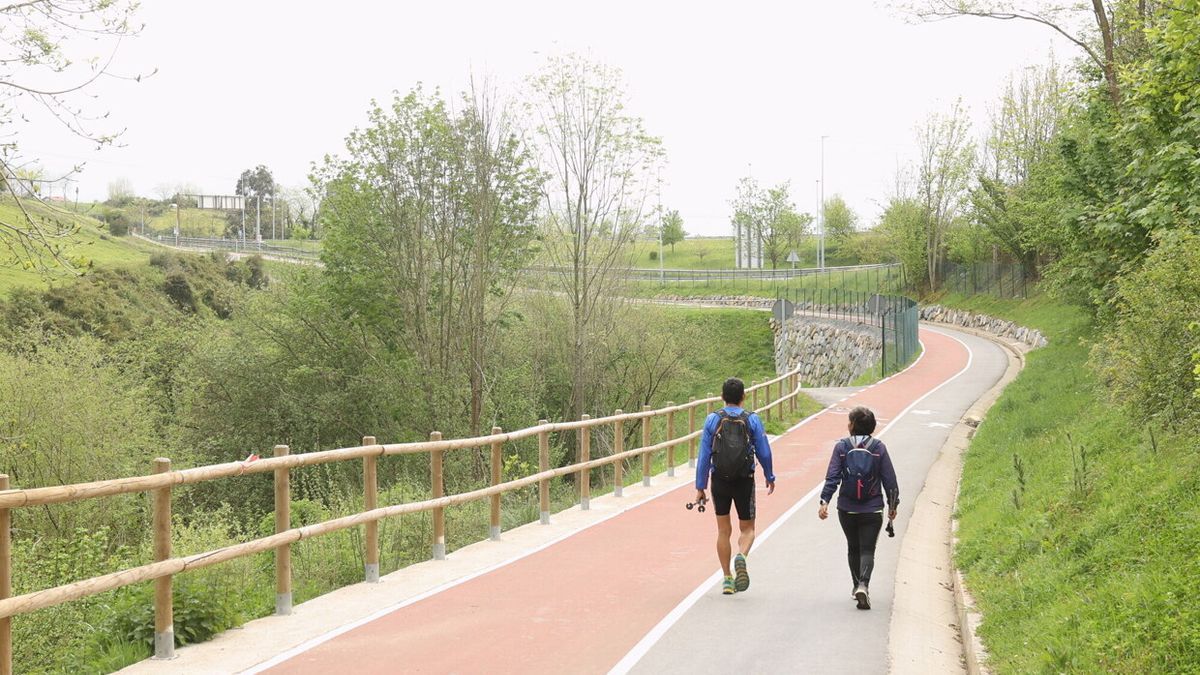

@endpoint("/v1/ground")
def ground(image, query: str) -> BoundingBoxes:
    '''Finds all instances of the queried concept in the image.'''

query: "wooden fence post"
[579,415,591,510]
[789,373,796,413]
[751,381,759,412]
[490,427,503,540]
[430,432,446,560]
[666,404,676,477]
[641,405,652,487]
[274,445,292,615]
[765,381,773,422]
[688,397,697,468]
[152,458,174,659]
[538,421,550,524]
[613,413,624,497]
[362,436,379,583]
[0,475,12,675]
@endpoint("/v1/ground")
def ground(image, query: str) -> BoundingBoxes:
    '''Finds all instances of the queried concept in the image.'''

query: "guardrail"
[0,369,805,668]
[135,233,322,262]
[526,262,900,282]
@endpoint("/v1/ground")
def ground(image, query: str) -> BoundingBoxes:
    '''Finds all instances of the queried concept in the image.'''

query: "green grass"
[945,293,1200,673]
[0,200,158,295]
[144,207,230,237]
[631,236,863,270]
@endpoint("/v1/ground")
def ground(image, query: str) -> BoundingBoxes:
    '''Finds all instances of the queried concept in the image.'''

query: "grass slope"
[944,293,1200,673]
[0,200,157,294]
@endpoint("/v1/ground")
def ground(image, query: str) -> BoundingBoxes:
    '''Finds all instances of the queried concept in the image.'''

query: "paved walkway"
[239,326,1002,674]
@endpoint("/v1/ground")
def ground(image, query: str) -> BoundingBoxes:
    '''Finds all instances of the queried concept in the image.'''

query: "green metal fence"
[774,288,920,379]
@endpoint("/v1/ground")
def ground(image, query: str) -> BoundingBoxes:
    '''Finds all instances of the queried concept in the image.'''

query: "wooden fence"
[0,369,805,672]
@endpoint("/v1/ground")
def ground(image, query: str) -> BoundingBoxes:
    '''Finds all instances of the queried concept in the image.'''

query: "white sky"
[19,0,1073,236]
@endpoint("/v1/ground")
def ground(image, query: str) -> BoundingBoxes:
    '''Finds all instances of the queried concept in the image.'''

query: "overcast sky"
[20,0,1073,236]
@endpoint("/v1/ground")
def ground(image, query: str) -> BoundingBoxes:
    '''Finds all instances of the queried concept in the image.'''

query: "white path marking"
[608,326,977,674]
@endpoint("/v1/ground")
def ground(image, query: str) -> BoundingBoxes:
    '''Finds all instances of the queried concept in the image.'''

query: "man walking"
[694,377,776,595]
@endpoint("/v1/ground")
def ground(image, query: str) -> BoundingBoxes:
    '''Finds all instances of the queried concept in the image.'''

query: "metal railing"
[937,261,1031,299]
[136,233,322,262]
[0,370,805,668]
[774,288,921,379]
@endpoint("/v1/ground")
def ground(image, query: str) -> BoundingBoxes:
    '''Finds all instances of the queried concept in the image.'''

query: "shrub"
[107,575,238,649]
[1092,230,1200,426]
[648,250,658,261]
[103,211,132,236]
[163,271,196,312]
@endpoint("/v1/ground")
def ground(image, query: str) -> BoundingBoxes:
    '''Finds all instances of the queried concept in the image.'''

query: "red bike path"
[265,328,968,674]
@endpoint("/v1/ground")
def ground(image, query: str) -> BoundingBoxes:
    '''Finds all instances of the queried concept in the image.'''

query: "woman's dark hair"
[722,378,745,405]
[849,406,877,435]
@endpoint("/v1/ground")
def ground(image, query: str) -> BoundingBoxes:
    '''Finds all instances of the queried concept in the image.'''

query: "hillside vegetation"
[948,292,1200,673]
[0,200,157,294]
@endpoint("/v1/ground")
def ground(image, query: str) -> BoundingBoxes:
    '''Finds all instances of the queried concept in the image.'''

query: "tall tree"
[915,101,976,289]
[527,54,664,422]
[236,165,276,201]
[316,86,540,433]
[970,59,1071,270]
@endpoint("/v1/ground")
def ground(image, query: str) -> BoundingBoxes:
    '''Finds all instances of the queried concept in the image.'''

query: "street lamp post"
[819,135,828,270]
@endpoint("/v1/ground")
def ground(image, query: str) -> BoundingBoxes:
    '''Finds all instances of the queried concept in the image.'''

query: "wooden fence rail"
[0,369,804,673]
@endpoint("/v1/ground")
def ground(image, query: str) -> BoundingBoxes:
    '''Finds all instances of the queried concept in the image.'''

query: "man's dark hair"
[722,378,745,405]
[849,406,877,435]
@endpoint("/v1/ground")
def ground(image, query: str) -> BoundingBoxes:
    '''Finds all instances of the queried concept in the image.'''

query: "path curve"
[254,326,1001,674]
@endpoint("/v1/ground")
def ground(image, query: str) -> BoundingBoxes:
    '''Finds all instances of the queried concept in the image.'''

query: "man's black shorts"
[710,474,756,520]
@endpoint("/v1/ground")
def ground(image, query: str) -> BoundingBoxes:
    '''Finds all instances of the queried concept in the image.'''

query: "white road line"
[608,484,824,675]
[608,326,978,674]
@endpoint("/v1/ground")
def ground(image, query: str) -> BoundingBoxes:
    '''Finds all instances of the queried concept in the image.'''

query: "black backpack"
[711,410,754,480]
[840,437,881,502]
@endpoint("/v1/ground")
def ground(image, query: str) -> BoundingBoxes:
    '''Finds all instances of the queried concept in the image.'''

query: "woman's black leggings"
[838,510,883,588]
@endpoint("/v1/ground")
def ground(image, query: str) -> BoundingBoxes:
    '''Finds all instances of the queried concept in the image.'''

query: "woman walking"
[817,406,899,610]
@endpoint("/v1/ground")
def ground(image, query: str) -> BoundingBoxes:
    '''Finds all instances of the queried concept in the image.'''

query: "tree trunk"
[1091,0,1121,107]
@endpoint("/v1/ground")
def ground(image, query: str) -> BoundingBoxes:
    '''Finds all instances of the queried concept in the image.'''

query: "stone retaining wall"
[653,295,774,310]
[920,304,1048,348]
[770,317,881,387]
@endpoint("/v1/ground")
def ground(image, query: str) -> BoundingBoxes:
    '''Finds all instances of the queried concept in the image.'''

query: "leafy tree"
[878,197,928,289]
[730,178,805,269]
[660,209,685,252]
[528,54,664,423]
[968,59,1070,272]
[235,165,276,201]
[316,85,539,433]
[822,195,858,252]
[1040,0,1200,308]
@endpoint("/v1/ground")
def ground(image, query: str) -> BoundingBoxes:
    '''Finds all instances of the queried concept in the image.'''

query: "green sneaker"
[722,576,736,595]
[734,554,750,592]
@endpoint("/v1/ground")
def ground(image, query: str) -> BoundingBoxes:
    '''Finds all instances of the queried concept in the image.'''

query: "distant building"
[733,221,762,269]
[192,194,245,210]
